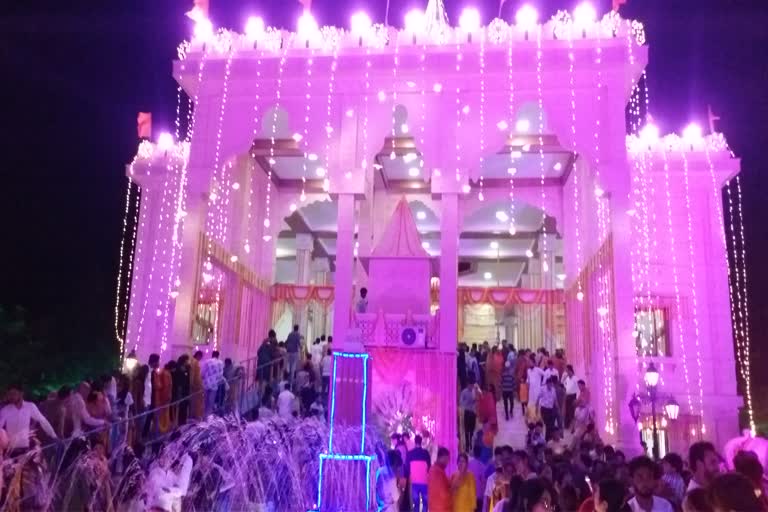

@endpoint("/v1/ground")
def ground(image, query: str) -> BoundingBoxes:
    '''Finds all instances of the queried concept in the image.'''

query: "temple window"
[634,306,670,357]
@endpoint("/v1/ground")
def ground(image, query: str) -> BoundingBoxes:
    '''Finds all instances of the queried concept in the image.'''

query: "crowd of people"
[380,410,768,512]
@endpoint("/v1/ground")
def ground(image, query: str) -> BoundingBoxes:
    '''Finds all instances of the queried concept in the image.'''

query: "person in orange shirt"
[154,361,173,433]
[189,351,204,420]
[428,447,453,512]
[451,453,477,512]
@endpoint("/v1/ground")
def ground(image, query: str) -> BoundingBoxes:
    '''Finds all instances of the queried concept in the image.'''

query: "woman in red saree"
[477,384,498,432]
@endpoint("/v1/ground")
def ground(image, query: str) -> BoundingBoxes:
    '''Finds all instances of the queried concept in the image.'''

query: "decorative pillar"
[439,193,459,352]
[313,257,331,337]
[295,233,314,337]
[333,193,357,351]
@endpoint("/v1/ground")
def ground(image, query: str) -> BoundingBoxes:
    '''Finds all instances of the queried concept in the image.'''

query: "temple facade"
[120,9,742,453]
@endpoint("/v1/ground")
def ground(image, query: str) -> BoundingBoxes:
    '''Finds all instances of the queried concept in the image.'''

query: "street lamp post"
[629,362,676,460]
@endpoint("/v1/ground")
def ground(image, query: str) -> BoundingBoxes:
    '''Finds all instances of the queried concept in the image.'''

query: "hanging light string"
[454,39,463,186]
[244,51,263,257]
[418,39,426,175]
[567,27,583,301]
[507,27,516,232]
[725,182,748,395]
[704,144,755,434]
[301,48,315,199]
[680,149,706,434]
[128,160,152,350]
[536,26,548,271]
[735,175,756,434]
[478,31,486,202]
[323,43,339,195]
[114,176,134,358]
[660,146,695,430]
[361,45,371,174]
[389,36,400,161]
[266,38,293,242]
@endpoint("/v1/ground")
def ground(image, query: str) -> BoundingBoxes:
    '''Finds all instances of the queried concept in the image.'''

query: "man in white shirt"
[277,383,296,419]
[0,383,58,454]
[202,351,226,417]
[70,381,107,437]
[561,364,579,431]
[627,455,674,512]
[537,377,558,440]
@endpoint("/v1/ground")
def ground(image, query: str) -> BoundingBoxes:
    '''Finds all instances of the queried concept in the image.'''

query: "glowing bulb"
[577,291,584,301]
[245,16,265,41]
[683,122,703,143]
[157,132,174,151]
[462,184,471,194]
[515,4,539,29]
[262,234,272,242]
[597,306,608,316]
[459,7,481,33]
[574,2,597,26]
[268,157,277,165]
[542,261,549,272]
[416,211,427,220]
[509,224,517,235]
[495,210,509,222]
[289,203,297,212]
[422,241,430,249]
[516,119,530,133]
[377,90,387,102]
[553,162,563,172]
[525,249,534,258]
[389,151,396,160]
[231,182,240,190]
[297,11,319,38]
[462,105,470,115]
[244,243,250,253]
[401,123,409,134]
[490,241,499,250]
[263,218,270,228]
[507,167,517,175]
[169,291,179,299]
[350,11,372,35]
[405,9,426,34]
[205,261,213,271]
[174,278,181,287]
[403,153,418,163]
[432,83,443,93]
[484,272,493,280]
[640,123,660,144]
[308,153,318,161]
[406,80,416,88]
[496,120,509,131]
[557,273,566,281]
[594,186,604,197]
[209,192,218,202]
[316,167,327,177]
[408,167,420,177]
[345,109,354,117]
[230,255,239,263]
[194,18,214,41]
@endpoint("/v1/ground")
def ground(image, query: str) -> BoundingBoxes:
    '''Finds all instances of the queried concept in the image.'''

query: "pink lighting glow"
[157,132,174,151]
[459,8,481,33]
[683,122,703,143]
[193,18,214,41]
[640,123,660,144]
[405,9,426,34]
[574,2,597,26]
[350,11,372,34]
[245,16,265,41]
[515,4,539,29]
[297,11,318,38]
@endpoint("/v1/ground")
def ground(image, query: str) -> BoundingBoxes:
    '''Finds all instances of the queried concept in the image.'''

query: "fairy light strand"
[536,26,548,269]
[478,31,486,202]
[507,27,516,231]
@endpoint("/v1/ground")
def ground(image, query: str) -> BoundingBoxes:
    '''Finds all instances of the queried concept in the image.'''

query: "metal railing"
[0,354,289,510]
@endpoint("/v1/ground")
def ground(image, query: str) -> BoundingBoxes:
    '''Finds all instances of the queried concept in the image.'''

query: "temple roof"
[370,197,431,259]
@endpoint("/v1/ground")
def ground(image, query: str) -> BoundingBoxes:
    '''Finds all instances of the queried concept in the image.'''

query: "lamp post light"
[628,362,674,460]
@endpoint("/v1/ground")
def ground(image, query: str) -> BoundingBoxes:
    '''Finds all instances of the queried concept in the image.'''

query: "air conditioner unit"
[400,325,427,347]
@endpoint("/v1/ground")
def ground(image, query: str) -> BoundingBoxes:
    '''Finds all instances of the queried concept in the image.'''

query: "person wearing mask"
[428,447,452,512]
[202,351,226,417]
[405,435,431,511]
[500,361,516,422]
[561,365,579,431]
[0,383,58,455]
[285,325,302,386]
[451,453,477,512]
[459,376,479,452]
[376,449,403,512]
[627,456,674,512]
[687,441,721,491]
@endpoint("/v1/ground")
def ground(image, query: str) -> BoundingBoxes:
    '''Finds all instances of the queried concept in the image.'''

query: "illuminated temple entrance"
[121,6,744,457]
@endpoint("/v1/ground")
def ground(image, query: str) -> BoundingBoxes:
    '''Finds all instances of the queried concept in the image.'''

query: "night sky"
[1,0,766,410]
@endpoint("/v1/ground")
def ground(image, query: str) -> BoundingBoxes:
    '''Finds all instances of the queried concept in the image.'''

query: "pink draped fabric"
[369,348,457,455]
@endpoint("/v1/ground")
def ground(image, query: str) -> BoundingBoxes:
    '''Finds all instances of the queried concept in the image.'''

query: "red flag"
[186,0,209,21]
[612,0,627,11]
[298,0,311,11]
[137,112,152,140]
